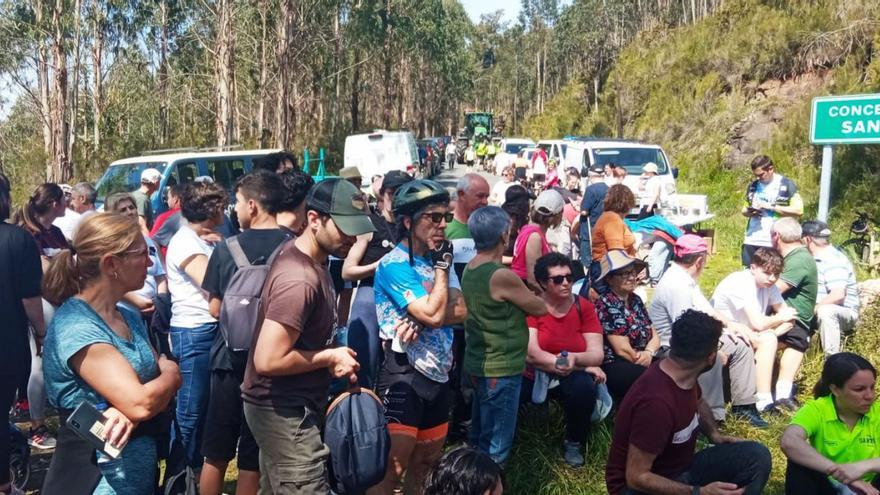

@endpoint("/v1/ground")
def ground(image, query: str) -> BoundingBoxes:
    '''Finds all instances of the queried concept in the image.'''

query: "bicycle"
[840,211,880,275]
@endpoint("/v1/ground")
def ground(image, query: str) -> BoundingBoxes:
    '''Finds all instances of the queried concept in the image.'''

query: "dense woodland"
[0,0,726,193]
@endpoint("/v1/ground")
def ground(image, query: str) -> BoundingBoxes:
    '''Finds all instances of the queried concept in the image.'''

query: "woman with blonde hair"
[41,212,181,494]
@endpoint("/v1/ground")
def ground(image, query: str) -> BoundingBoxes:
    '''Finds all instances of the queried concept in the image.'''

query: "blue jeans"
[468,374,522,466]
[169,322,216,469]
[347,285,380,389]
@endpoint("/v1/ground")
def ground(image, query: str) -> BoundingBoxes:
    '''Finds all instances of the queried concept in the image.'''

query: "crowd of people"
[0,149,875,495]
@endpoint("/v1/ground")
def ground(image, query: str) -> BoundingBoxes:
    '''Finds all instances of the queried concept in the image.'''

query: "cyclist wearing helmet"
[373,179,468,494]
[343,170,414,388]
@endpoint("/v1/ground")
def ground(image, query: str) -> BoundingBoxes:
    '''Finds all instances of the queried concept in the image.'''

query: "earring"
[114,271,119,281]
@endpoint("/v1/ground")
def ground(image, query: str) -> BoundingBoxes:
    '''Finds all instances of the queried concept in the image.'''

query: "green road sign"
[811,93,880,144]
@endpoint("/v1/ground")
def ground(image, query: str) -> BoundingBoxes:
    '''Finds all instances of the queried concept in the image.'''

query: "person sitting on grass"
[522,252,606,468]
[770,217,818,412]
[802,220,860,356]
[781,352,880,495]
[711,247,798,413]
[595,250,660,403]
[605,309,772,495]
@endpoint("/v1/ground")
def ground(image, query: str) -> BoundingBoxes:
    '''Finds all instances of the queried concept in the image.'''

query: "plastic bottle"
[555,350,569,369]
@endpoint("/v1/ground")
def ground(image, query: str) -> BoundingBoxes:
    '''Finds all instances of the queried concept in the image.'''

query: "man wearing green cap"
[241,178,375,494]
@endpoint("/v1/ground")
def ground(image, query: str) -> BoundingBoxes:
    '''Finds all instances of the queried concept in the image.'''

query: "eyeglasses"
[613,269,640,280]
[547,274,573,285]
[422,211,454,224]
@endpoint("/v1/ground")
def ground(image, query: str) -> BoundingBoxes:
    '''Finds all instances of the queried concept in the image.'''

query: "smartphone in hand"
[66,401,126,459]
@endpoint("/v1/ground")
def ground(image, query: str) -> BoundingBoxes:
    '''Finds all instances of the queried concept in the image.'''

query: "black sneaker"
[774,397,801,412]
[730,405,769,429]
[758,403,781,416]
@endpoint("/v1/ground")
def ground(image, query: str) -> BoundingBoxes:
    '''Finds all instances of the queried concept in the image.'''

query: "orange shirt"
[591,211,636,261]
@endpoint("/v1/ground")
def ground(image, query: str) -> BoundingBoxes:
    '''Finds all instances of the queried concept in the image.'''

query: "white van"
[494,138,535,174]
[536,139,568,163]
[562,138,678,201]
[343,130,421,186]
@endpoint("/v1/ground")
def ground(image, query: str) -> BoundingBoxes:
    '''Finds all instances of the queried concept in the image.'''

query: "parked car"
[561,137,679,202]
[94,148,281,215]
[494,138,536,175]
[344,130,421,187]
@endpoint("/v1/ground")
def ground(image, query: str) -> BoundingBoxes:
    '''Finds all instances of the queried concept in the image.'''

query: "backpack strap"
[265,234,293,267]
[227,236,251,269]
[573,296,582,324]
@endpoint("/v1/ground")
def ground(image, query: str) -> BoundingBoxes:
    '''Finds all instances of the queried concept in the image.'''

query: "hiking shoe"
[774,397,801,413]
[28,425,56,450]
[730,404,769,429]
[563,440,585,468]
[11,399,29,418]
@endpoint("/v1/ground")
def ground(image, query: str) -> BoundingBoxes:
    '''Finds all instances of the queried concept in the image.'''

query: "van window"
[207,159,246,189]
[504,143,530,154]
[591,148,669,175]
[172,162,199,185]
[94,162,168,202]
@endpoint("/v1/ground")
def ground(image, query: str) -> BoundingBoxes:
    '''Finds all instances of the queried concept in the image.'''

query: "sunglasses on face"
[547,274,573,285]
[422,211,454,224]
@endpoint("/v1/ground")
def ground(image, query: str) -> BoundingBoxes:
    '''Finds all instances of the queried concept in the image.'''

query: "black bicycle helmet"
[391,179,450,217]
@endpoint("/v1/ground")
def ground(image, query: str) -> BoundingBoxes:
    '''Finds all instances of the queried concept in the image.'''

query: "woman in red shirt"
[523,252,606,468]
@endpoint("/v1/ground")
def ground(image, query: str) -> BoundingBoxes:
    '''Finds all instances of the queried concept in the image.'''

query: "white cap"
[194,175,214,184]
[141,168,162,183]
[642,162,659,174]
[533,189,564,215]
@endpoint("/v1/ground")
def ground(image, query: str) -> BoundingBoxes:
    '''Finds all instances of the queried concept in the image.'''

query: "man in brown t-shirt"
[605,310,772,495]
[242,178,375,494]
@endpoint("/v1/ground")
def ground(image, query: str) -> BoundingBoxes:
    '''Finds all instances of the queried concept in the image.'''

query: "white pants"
[816,304,859,355]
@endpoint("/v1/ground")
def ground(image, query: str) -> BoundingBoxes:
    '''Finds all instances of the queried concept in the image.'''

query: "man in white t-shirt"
[53,182,97,241]
[711,247,798,412]
[650,235,766,427]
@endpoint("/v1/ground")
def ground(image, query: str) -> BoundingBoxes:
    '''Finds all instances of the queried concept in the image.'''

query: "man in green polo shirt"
[445,172,489,441]
[772,218,818,411]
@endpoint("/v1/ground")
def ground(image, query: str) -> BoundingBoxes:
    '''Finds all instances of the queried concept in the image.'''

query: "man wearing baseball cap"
[802,220,860,355]
[132,167,162,234]
[649,234,768,427]
[637,162,662,218]
[241,178,374,493]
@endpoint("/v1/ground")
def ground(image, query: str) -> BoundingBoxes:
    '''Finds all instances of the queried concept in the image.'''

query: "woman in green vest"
[781,352,880,495]
[461,206,547,467]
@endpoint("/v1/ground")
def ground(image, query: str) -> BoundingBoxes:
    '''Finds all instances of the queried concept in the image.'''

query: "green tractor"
[456,111,502,161]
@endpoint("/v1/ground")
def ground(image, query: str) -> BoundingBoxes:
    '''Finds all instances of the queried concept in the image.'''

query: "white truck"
[343,130,421,187]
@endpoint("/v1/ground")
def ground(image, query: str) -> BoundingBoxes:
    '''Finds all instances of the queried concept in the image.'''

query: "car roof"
[502,138,535,144]
[109,148,283,166]
[566,140,662,149]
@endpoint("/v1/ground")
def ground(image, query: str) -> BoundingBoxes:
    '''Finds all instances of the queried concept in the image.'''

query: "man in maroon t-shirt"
[605,310,772,495]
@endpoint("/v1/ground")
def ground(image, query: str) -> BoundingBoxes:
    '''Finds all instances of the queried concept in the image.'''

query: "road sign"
[811,93,880,144]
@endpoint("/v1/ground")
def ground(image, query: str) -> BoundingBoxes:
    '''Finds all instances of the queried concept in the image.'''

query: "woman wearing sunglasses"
[522,252,606,468]
[595,250,660,403]
[106,192,167,322]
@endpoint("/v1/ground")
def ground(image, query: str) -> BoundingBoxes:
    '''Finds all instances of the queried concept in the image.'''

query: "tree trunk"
[350,49,360,132]
[91,0,104,151]
[382,0,392,128]
[68,0,81,161]
[158,0,170,145]
[34,0,52,164]
[275,0,293,148]
[257,0,269,144]
[50,0,71,182]
[214,0,235,149]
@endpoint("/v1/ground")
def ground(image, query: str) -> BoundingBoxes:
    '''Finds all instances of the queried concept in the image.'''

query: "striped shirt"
[814,246,859,312]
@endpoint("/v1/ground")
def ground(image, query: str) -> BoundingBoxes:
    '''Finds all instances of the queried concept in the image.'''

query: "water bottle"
[555,350,569,369]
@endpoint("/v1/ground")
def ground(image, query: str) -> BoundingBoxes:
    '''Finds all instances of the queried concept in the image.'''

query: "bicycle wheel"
[840,238,870,267]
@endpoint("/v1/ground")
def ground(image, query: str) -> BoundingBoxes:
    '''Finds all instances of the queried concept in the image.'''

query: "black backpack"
[324,387,390,494]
